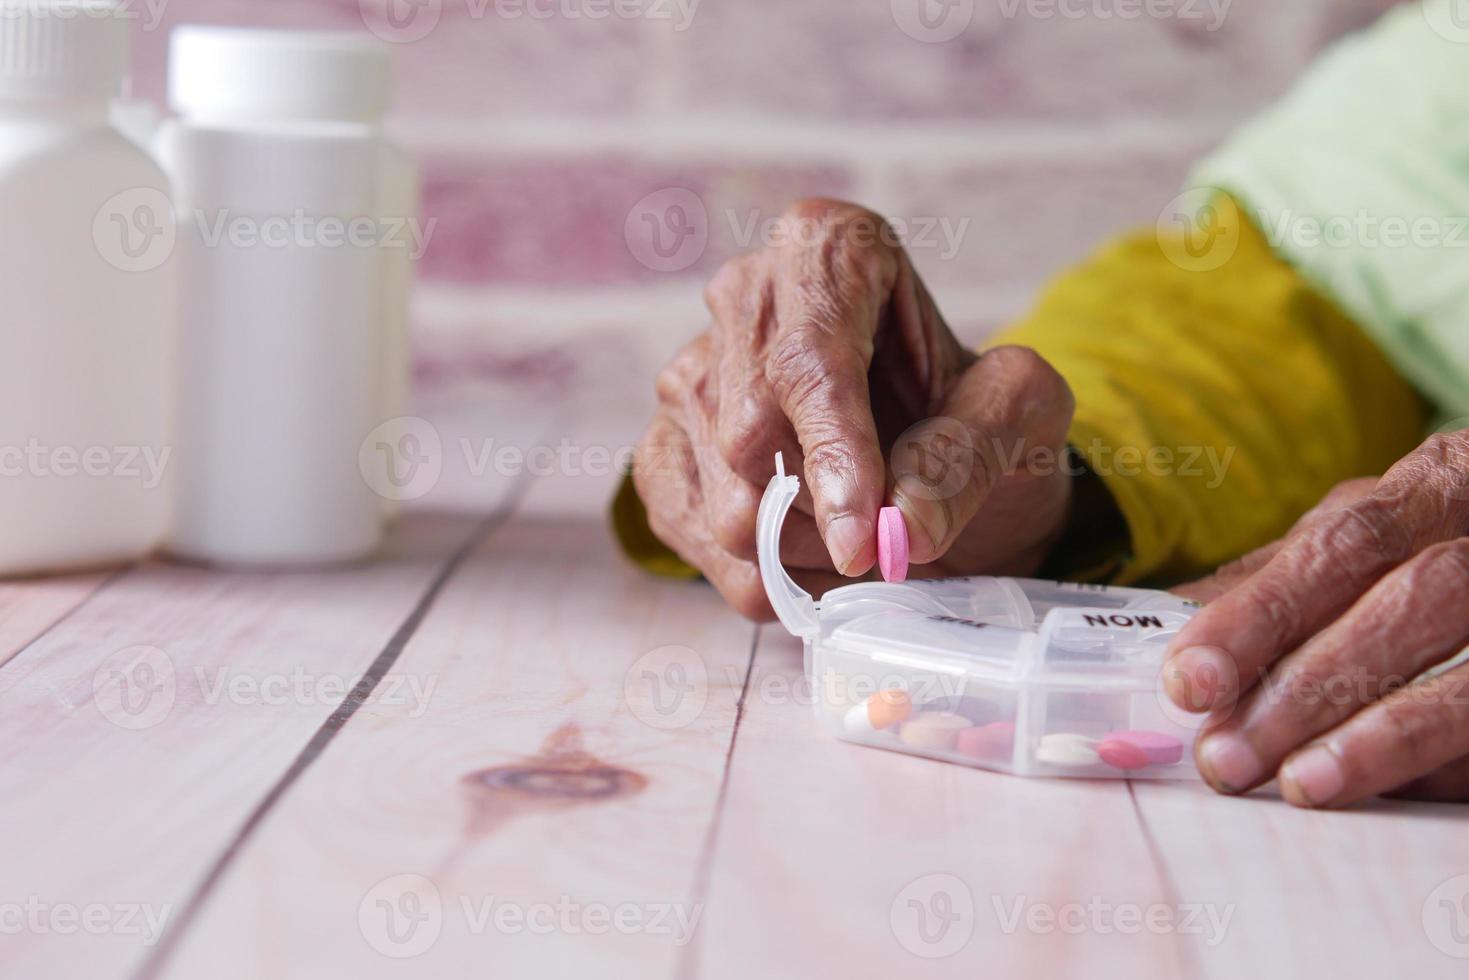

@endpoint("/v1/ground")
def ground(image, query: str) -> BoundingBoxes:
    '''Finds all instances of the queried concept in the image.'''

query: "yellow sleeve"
[994,193,1429,584]
[610,467,700,580]
[612,194,1430,584]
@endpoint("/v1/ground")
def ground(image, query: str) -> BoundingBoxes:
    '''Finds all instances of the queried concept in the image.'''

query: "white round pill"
[1036,733,1101,768]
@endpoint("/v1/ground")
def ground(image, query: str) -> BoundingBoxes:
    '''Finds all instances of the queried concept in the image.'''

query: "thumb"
[890,346,1074,565]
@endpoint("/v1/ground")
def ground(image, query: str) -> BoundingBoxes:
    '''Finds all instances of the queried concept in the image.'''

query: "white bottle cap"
[0,0,130,101]
[168,27,392,124]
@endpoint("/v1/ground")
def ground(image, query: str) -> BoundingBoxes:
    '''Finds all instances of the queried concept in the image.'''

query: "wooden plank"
[1132,780,1469,978]
[150,513,757,980]
[687,628,1188,980]
[0,571,112,669]
[0,384,551,980]
[0,514,496,980]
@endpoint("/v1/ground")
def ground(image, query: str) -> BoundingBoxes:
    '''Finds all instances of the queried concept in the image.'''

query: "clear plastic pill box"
[757,455,1204,781]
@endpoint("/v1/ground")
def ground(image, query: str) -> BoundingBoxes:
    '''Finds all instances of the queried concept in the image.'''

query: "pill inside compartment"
[1018,606,1197,780]
[814,581,1030,775]
[755,454,1200,781]
[808,580,1200,781]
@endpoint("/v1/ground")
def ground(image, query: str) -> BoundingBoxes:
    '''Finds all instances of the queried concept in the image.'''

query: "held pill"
[867,689,914,729]
[1109,730,1185,765]
[956,721,1016,761]
[877,506,909,583]
[898,711,970,751]
[1036,733,1101,768]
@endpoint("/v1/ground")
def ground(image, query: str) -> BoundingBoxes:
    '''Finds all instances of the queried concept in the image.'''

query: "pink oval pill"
[1097,738,1151,771]
[1109,730,1185,765]
[877,506,909,583]
[956,721,1015,761]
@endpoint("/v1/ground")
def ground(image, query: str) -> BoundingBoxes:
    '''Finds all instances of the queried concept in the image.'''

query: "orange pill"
[866,689,913,729]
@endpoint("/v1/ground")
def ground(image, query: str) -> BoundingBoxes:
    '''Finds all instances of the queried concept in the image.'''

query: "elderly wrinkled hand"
[631,199,1077,619]
[1167,430,1469,807]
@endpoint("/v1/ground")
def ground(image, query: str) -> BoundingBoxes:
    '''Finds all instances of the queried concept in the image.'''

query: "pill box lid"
[757,454,819,638]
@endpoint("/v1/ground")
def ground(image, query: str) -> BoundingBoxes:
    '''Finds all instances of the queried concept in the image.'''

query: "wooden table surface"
[3,376,1469,980]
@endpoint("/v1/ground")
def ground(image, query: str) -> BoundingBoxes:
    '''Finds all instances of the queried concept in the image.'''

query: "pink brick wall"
[127,0,1409,382]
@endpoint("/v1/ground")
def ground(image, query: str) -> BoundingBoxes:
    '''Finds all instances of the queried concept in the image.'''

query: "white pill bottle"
[156,28,417,566]
[0,0,177,575]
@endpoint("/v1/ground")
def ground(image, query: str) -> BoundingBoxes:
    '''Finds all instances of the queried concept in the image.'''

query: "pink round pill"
[1108,730,1185,766]
[956,721,1015,761]
[877,506,909,583]
[1097,738,1151,771]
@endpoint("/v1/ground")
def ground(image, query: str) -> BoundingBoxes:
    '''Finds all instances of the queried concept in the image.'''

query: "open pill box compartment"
[757,454,1205,781]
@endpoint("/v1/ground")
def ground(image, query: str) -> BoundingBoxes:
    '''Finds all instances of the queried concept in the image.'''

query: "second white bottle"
[157,27,417,566]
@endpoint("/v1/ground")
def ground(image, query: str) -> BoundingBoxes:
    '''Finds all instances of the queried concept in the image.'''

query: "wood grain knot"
[468,765,644,800]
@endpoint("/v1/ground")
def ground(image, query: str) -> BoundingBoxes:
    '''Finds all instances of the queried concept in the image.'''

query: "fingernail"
[1164,646,1236,713]
[824,513,872,575]
[1281,745,1345,808]
[1197,735,1263,794]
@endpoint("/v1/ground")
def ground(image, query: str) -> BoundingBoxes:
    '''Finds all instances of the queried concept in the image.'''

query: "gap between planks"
[0,569,123,672]
[1125,779,1195,977]
[675,624,762,980]
[129,488,533,980]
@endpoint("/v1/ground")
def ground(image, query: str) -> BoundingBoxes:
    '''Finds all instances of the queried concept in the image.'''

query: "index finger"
[764,205,901,575]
